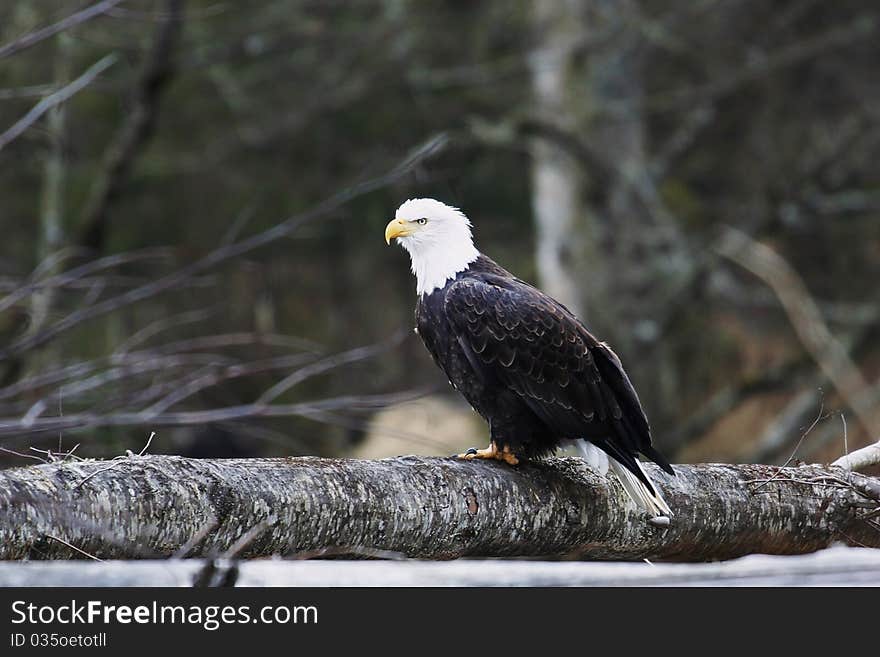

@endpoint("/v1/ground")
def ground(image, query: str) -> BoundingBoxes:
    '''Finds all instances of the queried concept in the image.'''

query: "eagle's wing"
[444,275,672,477]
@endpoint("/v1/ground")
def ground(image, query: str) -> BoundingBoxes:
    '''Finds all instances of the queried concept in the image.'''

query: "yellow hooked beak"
[384,218,412,245]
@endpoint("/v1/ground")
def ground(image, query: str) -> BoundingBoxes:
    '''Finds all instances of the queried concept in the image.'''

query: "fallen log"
[1,453,878,561]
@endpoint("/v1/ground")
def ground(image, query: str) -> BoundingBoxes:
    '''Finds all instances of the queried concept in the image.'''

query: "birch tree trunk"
[527,0,694,433]
[25,30,72,380]
[1,454,877,561]
[528,0,594,322]
[529,0,667,339]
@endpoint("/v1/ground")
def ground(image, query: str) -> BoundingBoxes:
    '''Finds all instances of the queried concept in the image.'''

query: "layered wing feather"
[444,274,673,483]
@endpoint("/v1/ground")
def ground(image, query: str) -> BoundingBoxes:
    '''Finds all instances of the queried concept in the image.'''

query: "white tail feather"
[609,459,672,518]
[574,441,609,475]
[575,442,671,518]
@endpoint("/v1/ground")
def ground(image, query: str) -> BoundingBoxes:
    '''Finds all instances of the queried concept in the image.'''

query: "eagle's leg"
[456,442,519,466]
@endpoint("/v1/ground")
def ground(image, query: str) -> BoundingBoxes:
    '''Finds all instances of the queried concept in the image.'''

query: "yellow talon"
[499,445,520,466]
[456,442,519,465]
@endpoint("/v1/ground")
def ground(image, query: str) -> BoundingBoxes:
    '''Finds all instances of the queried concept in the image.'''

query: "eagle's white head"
[385,198,480,295]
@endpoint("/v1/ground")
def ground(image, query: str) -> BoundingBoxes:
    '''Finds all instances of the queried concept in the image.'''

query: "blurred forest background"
[0,0,878,469]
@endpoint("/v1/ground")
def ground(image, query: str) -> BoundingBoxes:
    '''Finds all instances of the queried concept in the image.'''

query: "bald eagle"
[385,198,674,518]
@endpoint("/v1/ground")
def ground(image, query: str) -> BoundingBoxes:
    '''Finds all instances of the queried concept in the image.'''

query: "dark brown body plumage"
[416,254,673,492]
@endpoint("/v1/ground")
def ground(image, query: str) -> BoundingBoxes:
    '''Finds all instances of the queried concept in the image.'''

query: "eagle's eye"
[416,218,428,225]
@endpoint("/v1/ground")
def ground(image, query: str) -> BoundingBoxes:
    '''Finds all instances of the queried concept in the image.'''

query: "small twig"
[21,400,48,428]
[28,447,58,462]
[222,517,276,560]
[57,386,64,455]
[0,390,425,439]
[132,332,323,356]
[138,354,316,418]
[749,477,852,491]
[220,198,262,247]
[0,0,124,60]
[138,431,156,456]
[753,405,825,490]
[172,514,219,559]
[750,469,880,507]
[73,456,127,489]
[60,443,81,461]
[256,333,405,406]
[0,54,118,152]
[0,247,172,316]
[113,308,215,355]
[45,535,103,561]
[81,279,106,307]
[26,445,81,463]
[780,405,826,470]
[835,530,872,548]
[0,84,59,100]
[0,447,47,463]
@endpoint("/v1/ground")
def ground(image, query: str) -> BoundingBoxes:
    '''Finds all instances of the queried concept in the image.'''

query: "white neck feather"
[405,240,480,296]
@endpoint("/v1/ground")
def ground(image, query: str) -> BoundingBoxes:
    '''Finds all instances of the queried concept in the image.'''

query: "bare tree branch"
[832,439,880,473]
[0,0,125,60]
[255,333,404,406]
[0,85,59,100]
[0,391,423,440]
[645,16,879,113]
[716,225,880,440]
[0,314,419,444]
[0,248,171,315]
[0,54,117,152]
[0,132,447,363]
[77,0,184,251]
